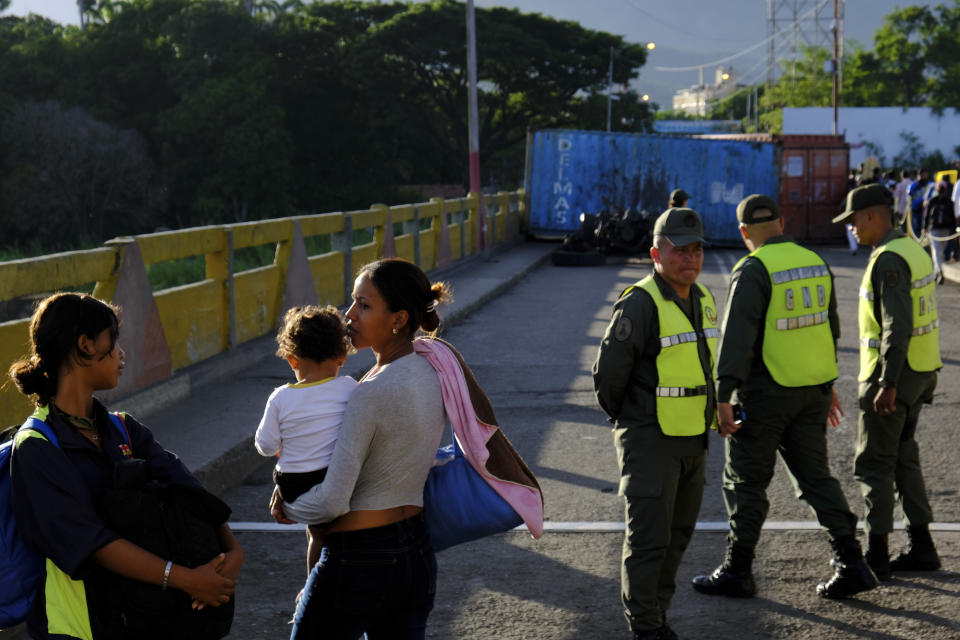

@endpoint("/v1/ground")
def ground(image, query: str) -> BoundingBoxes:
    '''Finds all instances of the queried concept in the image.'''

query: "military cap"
[833,183,893,223]
[669,188,689,205]
[653,207,704,246]
[736,194,780,224]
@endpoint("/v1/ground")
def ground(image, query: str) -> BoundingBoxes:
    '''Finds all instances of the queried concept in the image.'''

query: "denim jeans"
[290,515,437,640]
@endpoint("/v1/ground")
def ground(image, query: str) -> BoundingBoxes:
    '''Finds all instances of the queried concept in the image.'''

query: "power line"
[653,34,778,72]
[654,0,829,72]
[616,0,761,44]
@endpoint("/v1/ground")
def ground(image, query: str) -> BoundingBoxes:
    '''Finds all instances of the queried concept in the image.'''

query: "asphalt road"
[219,246,960,640]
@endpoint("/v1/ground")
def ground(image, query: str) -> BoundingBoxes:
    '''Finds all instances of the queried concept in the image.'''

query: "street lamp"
[641,94,650,102]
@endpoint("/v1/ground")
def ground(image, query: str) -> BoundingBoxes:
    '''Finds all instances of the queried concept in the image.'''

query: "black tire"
[551,250,605,266]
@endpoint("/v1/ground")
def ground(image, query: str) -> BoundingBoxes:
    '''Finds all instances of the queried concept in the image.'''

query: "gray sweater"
[284,352,446,525]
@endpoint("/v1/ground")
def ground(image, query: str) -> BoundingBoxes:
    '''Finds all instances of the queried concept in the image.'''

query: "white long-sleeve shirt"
[254,376,358,473]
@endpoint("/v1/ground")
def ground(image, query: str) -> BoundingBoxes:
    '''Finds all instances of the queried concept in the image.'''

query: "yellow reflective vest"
[637,276,718,436]
[858,237,942,381]
[747,242,838,387]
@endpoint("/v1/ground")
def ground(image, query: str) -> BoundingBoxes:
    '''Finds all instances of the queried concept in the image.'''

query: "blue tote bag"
[423,435,523,552]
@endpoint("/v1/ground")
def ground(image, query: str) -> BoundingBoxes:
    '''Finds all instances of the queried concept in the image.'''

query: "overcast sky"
[6,0,933,107]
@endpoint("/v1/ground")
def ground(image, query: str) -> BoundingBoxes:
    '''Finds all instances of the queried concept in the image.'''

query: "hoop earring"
[392,328,398,335]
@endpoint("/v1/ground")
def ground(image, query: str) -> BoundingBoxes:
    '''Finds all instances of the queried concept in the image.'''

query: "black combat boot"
[865,533,892,581]
[817,536,879,599]
[632,625,679,640]
[890,525,941,572]
[691,544,756,597]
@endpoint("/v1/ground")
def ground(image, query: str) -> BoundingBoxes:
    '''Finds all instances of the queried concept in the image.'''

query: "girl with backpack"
[7,293,243,639]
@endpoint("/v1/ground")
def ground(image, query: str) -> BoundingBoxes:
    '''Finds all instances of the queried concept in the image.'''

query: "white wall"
[782,107,960,169]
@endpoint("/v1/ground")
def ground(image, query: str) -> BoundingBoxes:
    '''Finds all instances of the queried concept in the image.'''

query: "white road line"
[228,521,960,533]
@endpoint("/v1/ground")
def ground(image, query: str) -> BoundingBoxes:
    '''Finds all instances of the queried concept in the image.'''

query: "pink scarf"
[413,338,544,540]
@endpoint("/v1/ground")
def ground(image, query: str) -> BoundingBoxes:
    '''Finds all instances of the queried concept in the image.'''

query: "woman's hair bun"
[9,359,52,400]
[429,281,448,307]
[420,281,451,333]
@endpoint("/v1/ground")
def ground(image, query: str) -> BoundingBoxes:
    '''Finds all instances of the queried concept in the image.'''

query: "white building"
[672,67,739,117]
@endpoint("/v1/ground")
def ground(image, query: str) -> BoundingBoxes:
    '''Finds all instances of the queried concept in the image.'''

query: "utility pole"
[466,0,486,252]
[698,66,704,118]
[832,0,839,135]
[754,85,760,132]
[606,47,614,132]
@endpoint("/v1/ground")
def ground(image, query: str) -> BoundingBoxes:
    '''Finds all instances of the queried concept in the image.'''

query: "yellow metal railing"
[0,190,527,426]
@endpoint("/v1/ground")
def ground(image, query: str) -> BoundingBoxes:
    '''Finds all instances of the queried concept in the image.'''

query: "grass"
[5,225,393,294]
[145,229,377,291]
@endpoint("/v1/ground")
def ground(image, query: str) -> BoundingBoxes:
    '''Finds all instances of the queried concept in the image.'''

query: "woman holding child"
[271,258,450,640]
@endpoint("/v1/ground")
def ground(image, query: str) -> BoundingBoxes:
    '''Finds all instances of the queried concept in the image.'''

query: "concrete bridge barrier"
[0,190,527,427]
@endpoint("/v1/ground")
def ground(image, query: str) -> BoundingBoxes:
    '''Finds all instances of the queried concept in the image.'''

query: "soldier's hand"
[826,388,844,428]
[717,402,740,437]
[873,386,897,416]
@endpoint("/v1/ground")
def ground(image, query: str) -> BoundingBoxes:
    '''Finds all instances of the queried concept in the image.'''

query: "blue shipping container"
[525,129,779,243]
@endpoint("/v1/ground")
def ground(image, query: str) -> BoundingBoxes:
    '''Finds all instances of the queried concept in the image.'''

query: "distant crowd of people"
[846,166,960,281]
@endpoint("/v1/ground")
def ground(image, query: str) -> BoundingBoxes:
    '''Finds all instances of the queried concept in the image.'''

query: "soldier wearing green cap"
[691,194,878,600]
[834,183,942,580]
[594,207,718,640]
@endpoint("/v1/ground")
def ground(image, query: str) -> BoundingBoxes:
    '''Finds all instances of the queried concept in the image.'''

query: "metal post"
[465,0,486,252]
[333,215,353,305]
[606,46,614,132]
[411,206,421,267]
[459,204,467,260]
[226,229,236,350]
[832,0,839,136]
[746,89,752,128]
[767,0,775,85]
[698,66,704,118]
[489,194,497,246]
[754,85,759,132]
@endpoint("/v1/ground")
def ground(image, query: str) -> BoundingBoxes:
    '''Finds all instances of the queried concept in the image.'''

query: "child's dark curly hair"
[276,305,353,363]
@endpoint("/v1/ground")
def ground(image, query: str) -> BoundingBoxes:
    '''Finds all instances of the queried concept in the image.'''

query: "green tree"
[0,0,656,249]
[761,46,834,110]
[653,109,695,121]
[271,1,412,210]
[347,0,650,186]
[155,0,292,224]
[0,100,158,248]
[707,85,764,128]
[844,3,960,109]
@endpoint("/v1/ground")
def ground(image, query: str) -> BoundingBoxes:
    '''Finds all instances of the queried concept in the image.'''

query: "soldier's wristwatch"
[877,378,896,389]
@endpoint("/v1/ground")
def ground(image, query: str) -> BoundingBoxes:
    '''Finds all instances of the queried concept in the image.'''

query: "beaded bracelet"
[161,560,173,590]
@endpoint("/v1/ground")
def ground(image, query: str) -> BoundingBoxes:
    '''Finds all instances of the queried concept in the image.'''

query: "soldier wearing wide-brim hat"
[594,208,717,640]
[691,194,879,600]
[834,183,943,580]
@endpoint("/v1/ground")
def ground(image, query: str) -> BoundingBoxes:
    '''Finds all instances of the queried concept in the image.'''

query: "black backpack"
[98,458,234,640]
[928,197,956,229]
